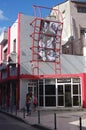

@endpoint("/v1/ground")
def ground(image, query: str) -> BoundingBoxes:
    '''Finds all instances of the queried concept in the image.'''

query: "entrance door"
[65,84,72,107]
[28,81,37,97]
[58,85,64,106]
[28,86,37,96]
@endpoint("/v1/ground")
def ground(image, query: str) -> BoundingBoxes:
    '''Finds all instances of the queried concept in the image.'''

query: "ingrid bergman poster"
[38,20,59,61]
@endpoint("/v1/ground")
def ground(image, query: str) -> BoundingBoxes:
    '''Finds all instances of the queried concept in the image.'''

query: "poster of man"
[38,20,58,62]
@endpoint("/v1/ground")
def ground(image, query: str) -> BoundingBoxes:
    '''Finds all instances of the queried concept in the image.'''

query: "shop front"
[38,77,81,108]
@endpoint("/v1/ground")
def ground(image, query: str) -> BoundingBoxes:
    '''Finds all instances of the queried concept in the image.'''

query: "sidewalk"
[1,108,86,130]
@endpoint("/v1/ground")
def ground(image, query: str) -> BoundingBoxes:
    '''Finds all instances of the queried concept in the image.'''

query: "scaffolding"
[30,5,63,75]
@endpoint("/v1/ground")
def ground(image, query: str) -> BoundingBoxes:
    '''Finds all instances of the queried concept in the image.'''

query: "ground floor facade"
[0,73,86,110]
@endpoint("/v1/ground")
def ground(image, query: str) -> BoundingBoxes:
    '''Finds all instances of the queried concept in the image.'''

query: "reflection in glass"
[73,85,78,94]
[45,96,56,106]
[58,96,64,106]
[73,96,79,106]
[45,85,55,95]
[58,85,63,95]
[39,96,43,106]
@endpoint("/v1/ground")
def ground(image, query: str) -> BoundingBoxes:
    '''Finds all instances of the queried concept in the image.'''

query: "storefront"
[38,77,81,108]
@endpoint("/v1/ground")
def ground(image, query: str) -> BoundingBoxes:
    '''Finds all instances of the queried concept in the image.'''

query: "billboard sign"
[38,20,62,62]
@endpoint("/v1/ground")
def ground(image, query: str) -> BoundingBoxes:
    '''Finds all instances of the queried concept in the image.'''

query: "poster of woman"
[38,20,58,61]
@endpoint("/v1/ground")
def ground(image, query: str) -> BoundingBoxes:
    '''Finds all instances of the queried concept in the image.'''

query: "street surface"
[0,112,40,130]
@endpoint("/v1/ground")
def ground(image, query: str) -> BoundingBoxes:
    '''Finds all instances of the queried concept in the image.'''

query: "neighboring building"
[52,0,86,56]
[0,0,86,110]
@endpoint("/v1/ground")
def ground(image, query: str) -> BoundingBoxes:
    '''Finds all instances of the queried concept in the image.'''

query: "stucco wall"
[19,14,85,76]
[61,54,85,74]
[20,14,34,75]
[10,20,18,53]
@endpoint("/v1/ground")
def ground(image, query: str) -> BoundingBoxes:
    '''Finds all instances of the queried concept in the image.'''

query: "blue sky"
[0,0,65,34]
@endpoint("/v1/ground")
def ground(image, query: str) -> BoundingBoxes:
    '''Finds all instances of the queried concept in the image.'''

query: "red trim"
[82,73,86,108]
[17,13,21,109]
[7,27,10,77]
[18,13,21,76]
[0,46,2,79]
[19,73,83,79]
[37,73,83,79]
[6,84,10,107]
[20,74,39,79]
[8,27,10,54]
[0,76,18,83]
[0,45,2,62]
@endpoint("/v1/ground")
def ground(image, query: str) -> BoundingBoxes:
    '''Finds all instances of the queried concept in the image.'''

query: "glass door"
[28,86,37,97]
[65,84,72,107]
[72,84,81,106]
[58,85,64,106]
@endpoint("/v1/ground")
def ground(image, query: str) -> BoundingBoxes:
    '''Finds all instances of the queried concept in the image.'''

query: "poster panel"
[38,20,61,61]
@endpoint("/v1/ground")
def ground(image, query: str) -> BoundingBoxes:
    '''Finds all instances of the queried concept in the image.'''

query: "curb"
[0,110,28,124]
[0,110,51,130]
[32,124,52,130]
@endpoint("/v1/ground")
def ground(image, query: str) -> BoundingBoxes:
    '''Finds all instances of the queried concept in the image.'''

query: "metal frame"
[30,5,63,75]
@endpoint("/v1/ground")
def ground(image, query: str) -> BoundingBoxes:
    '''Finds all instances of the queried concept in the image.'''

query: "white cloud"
[0,9,8,20]
[0,9,8,34]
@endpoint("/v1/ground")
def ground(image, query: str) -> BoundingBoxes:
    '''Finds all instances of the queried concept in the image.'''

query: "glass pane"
[45,85,55,95]
[28,87,32,94]
[73,96,79,106]
[58,85,63,95]
[45,79,55,84]
[34,87,37,95]
[45,96,56,106]
[79,96,81,106]
[73,85,78,94]
[65,85,71,107]
[39,85,43,95]
[58,96,64,106]
[39,96,43,106]
[79,84,81,94]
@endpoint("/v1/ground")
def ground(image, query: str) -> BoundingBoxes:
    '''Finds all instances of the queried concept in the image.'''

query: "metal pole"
[54,113,57,130]
[38,110,40,124]
[79,116,82,130]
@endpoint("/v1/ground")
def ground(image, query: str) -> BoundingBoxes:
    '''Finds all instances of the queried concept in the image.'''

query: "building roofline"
[70,0,86,4]
[53,0,86,7]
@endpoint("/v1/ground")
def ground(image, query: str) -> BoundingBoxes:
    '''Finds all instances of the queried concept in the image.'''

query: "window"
[13,39,16,52]
[80,29,86,35]
[3,49,7,60]
[77,6,86,13]
[45,85,55,95]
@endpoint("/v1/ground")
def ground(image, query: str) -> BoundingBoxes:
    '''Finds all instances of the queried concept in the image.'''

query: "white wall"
[20,14,34,75]
[10,20,18,53]
[20,79,28,109]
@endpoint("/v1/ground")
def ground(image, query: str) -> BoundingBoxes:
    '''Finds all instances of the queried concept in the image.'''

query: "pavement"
[1,108,86,130]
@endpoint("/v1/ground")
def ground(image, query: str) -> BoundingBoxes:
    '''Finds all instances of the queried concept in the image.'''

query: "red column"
[0,87,2,107]
[6,84,10,108]
[82,73,86,108]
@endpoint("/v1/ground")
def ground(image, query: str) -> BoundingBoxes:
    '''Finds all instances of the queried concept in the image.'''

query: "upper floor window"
[13,39,16,52]
[80,29,86,35]
[3,49,7,60]
[77,6,86,13]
